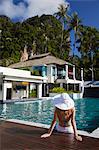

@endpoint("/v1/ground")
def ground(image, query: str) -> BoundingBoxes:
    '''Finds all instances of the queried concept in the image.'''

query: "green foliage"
[0,13,99,80]
[50,87,66,93]
[0,14,70,66]
[50,87,80,93]
[76,26,99,80]
[29,90,37,98]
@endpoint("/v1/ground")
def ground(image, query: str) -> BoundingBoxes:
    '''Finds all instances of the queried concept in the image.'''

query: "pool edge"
[6,119,99,139]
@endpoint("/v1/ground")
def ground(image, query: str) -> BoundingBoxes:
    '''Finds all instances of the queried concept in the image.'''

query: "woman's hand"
[41,133,51,138]
[75,135,82,141]
[41,109,57,139]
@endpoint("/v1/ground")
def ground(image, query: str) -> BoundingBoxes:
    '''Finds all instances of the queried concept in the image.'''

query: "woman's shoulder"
[55,107,74,117]
[55,107,74,112]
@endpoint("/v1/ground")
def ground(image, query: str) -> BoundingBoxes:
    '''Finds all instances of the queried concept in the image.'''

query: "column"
[43,83,46,97]
[65,64,68,80]
[73,65,76,91]
[37,83,42,98]
[79,83,82,92]
[73,65,76,80]
[2,82,7,102]
[55,67,57,80]
[46,83,49,96]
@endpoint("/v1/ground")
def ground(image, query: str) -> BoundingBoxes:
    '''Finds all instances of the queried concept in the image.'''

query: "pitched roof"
[9,53,72,68]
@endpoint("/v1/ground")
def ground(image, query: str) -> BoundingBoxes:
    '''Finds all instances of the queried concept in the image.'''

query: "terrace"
[0,121,99,150]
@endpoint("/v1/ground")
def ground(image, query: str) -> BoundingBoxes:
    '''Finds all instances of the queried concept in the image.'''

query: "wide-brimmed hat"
[52,93,74,110]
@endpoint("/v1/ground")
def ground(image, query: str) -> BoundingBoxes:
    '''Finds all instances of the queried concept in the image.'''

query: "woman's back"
[56,107,73,127]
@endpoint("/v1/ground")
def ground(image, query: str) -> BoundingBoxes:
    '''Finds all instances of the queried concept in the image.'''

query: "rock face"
[20,45,28,62]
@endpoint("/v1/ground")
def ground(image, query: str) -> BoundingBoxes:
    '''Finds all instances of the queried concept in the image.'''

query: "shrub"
[50,87,66,93]
[29,90,37,98]
[50,87,80,94]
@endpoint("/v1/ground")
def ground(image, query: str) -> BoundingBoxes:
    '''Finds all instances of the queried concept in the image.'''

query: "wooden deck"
[0,121,99,150]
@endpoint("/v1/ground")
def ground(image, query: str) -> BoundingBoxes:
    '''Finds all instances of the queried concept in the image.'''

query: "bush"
[50,87,66,93]
[50,87,80,94]
[29,90,37,98]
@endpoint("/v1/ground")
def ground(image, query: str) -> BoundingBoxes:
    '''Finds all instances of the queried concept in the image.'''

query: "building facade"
[0,66,47,102]
[9,53,84,98]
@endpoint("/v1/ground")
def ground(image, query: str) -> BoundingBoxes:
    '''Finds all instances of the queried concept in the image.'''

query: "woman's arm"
[71,108,82,141]
[41,109,57,138]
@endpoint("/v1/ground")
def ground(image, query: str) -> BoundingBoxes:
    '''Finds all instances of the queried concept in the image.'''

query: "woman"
[41,93,82,141]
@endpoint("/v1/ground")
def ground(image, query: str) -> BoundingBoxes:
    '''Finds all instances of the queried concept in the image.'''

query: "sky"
[0,0,99,29]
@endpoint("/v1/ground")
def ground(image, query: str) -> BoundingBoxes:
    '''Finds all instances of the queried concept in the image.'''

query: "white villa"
[7,52,84,100]
[0,66,47,103]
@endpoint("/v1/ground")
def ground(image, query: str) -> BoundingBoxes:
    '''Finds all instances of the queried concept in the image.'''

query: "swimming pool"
[0,98,99,132]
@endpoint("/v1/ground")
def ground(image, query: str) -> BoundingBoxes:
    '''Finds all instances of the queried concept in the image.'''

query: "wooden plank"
[0,122,99,150]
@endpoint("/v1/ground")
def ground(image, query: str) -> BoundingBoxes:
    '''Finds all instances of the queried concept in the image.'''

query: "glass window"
[31,66,47,77]
[52,66,56,76]
[68,65,73,79]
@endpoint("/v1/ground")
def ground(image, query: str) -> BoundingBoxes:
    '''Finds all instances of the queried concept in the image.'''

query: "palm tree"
[69,12,82,62]
[78,26,99,81]
[62,30,71,59]
[54,3,70,50]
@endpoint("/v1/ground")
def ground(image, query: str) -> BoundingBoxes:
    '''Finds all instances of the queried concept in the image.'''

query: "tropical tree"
[54,3,70,51]
[62,30,71,59]
[69,12,82,62]
[78,26,99,80]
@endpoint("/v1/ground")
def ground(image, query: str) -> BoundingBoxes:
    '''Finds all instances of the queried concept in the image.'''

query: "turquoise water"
[0,98,99,132]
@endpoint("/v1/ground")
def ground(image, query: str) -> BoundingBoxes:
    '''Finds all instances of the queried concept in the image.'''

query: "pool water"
[0,98,99,132]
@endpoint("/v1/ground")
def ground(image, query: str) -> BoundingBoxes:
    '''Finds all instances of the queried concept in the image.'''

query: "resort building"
[9,52,84,99]
[0,66,47,102]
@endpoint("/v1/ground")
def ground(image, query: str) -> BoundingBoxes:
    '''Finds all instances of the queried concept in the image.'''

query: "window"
[52,66,56,76]
[31,65,47,77]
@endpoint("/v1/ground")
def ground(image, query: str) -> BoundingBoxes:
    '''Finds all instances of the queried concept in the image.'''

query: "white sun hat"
[52,93,74,110]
